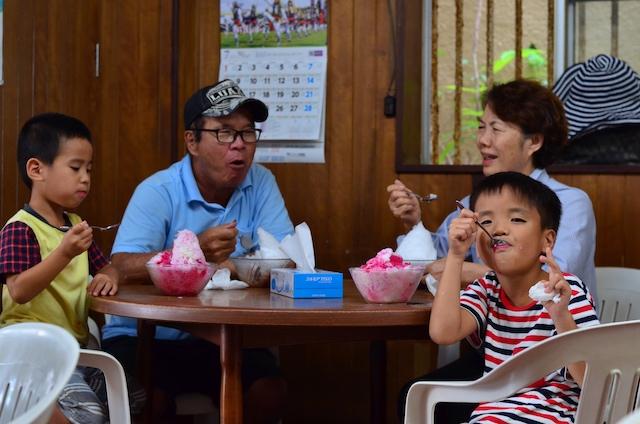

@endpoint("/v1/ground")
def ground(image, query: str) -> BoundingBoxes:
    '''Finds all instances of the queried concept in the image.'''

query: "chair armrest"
[79,349,131,424]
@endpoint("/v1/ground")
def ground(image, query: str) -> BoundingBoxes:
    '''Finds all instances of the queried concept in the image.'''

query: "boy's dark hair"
[470,172,562,232]
[483,79,568,169]
[17,113,92,189]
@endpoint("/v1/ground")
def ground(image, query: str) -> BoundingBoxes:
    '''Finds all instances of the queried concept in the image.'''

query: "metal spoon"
[58,223,120,232]
[455,200,498,246]
[408,191,438,203]
[240,234,258,254]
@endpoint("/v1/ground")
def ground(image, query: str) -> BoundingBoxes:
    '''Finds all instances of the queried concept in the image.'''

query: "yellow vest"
[1,210,90,345]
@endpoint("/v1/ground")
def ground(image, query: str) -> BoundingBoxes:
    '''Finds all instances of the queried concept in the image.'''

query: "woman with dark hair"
[390,80,597,422]
[388,79,595,296]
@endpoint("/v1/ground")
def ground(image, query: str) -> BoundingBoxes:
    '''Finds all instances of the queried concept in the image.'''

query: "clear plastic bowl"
[349,265,424,303]
[230,257,295,288]
[403,259,435,273]
[146,262,216,296]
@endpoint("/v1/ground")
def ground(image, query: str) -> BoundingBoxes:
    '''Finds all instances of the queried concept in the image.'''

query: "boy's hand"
[59,221,93,260]
[448,209,477,258]
[88,273,118,296]
[539,247,572,318]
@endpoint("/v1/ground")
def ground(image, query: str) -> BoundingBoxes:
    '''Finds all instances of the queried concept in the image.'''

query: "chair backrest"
[619,408,640,424]
[0,323,79,424]
[405,321,640,424]
[596,267,640,323]
[78,349,131,424]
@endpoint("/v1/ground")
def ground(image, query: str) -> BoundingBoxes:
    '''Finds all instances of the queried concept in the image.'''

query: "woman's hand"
[386,179,421,229]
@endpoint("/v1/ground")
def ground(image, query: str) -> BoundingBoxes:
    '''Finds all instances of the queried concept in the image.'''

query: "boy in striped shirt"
[430,171,598,423]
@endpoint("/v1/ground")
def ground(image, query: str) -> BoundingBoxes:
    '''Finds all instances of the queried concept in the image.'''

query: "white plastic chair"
[86,316,132,423]
[0,323,79,424]
[619,409,640,424]
[78,349,131,424]
[596,267,640,323]
[405,320,640,424]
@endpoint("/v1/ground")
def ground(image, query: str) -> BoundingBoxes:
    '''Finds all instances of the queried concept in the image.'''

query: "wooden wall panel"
[0,0,174,254]
[1,1,37,222]
[3,1,640,423]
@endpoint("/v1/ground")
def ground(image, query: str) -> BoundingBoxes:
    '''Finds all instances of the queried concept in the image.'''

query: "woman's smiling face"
[476,106,542,176]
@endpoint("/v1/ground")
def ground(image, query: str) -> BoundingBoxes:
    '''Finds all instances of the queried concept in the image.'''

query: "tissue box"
[269,293,343,308]
[270,268,343,298]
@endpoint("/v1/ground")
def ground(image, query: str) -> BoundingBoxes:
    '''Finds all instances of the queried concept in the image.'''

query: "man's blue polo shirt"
[102,155,294,341]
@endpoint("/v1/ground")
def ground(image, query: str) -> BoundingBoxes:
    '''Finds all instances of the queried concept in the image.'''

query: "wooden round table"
[91,282,432,424]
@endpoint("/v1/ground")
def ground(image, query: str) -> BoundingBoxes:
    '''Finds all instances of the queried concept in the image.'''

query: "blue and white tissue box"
[269,293,343,308]
[270,268,343,298]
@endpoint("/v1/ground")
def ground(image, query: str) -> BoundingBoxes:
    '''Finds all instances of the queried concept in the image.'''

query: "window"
[396,0,640,172]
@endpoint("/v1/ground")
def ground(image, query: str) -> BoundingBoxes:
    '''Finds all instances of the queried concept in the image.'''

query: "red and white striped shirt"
[460,272,599,423]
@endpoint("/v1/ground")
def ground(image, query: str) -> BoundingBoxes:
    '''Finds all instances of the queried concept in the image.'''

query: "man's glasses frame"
[192,128,262,144]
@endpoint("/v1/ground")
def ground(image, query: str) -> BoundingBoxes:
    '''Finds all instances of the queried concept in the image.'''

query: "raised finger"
[540,246,562,274]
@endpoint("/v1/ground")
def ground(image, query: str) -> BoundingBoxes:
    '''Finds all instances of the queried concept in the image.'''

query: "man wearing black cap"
[102,79,293,422]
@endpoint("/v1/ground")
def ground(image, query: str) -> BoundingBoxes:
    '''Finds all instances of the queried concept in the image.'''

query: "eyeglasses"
[192,128,262,144]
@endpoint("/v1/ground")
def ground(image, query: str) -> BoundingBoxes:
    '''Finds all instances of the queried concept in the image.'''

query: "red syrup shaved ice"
[147,230,215,296]
[350,249,424,303]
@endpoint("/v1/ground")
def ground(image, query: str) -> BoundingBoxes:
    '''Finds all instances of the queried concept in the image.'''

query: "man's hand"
[386,179,421,229]
[59,221,93,260]
[198,222,238,264]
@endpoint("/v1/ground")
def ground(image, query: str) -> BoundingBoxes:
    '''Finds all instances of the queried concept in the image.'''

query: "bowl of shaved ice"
[230,257,294,288]
[146,229,216,296]
[349,248,425,303]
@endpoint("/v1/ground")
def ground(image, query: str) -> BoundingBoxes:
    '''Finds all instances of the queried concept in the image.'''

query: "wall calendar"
[219,0,328,163]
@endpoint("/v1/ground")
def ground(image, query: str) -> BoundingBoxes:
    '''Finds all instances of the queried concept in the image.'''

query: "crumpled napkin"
[528,281,561,303]
[279,222,316,273]
[425,274,438,295]
[250,227,289,258]
[396,222,437,260]
[205,268,249,290]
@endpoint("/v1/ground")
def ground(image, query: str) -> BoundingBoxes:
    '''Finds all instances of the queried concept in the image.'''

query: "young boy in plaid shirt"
[0,113,119,424]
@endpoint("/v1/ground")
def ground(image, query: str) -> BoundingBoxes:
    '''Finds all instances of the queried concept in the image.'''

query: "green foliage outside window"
[434,45,547,164]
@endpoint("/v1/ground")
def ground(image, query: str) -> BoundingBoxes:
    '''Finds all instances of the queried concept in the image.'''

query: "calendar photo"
[220,0,327,49]
[219,0,329,162]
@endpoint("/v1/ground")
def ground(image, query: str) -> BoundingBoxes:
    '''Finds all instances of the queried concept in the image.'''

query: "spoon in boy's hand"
[455,200,498,247]
[59,223,120,232]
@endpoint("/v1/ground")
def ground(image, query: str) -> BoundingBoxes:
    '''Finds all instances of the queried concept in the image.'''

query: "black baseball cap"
[183,79,269,129]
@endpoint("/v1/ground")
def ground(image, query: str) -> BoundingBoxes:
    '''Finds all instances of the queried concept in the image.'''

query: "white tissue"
[425,273,438,295]
[252,227,288,258]
[279,222,316,273]
[205,268,249,290]
[396,222,437,260]
[528,281,561,303]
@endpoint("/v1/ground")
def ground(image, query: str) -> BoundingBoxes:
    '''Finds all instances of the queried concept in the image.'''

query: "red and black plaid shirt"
[0,221,109,284]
